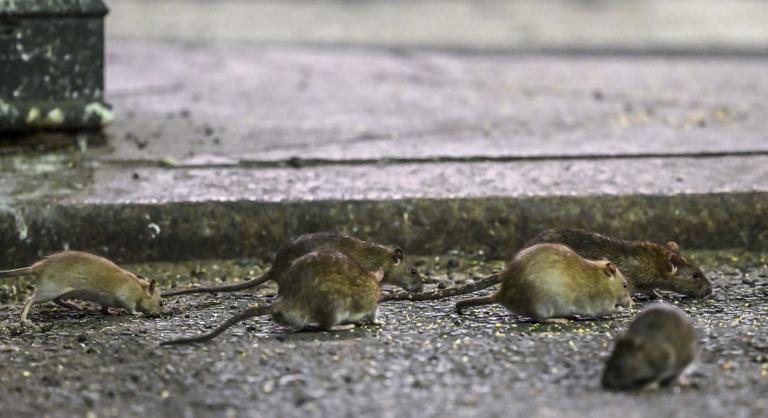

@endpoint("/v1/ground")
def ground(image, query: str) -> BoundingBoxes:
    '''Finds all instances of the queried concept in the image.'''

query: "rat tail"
[381,272,501,302]
[161,271,272,297]
[160,305,272,346]
[455,295,496,314]
[0,266,37,278]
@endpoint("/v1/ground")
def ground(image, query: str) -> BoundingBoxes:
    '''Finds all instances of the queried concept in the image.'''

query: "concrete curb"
[2,191,766,265]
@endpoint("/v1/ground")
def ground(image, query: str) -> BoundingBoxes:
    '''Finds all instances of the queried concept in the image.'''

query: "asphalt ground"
[0,251,766,418]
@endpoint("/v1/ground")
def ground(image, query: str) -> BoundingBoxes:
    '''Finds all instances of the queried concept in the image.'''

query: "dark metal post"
[0,0,110,132]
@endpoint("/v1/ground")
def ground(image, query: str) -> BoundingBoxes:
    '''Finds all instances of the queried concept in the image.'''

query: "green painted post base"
[0,0,110,132]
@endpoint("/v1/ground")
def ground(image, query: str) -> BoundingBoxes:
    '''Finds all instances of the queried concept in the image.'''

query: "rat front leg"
[636,289,668,301]
[119,300,142,316]
[54,298,82,311]
[101,305,120,315]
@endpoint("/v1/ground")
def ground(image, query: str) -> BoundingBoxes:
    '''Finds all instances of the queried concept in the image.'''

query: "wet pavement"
[0,252,766,418]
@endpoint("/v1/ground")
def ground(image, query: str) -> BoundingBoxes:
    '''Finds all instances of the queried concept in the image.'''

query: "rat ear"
[665,241,680,253]
[667,253,681,274]
[393,248,403,264]
[604,262,618,278]
[148,279,156,293]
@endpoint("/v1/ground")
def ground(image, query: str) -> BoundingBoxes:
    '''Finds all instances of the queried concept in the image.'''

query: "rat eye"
[622,282,628,289]
[693,272,702,280]
[394,248,404,262]
[410,268,417,275]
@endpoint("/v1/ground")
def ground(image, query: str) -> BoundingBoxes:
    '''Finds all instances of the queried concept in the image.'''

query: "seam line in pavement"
[100,150,768,170]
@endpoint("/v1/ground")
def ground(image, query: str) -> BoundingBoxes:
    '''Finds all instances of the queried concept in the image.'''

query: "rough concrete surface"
[0,252,766,418]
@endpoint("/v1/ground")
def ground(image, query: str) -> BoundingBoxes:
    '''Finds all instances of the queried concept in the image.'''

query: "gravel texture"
[0,251,766,417]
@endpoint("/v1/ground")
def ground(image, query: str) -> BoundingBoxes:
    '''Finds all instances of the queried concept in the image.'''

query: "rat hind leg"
[353,307,382,326]
[317,310,356,331]
[21,283,74,324]
[20,293,56,324]
[328,324,355,331]
[20,294,38,324]
[316,313,347,331]
[309,300,352,331]
[658,375,680,387]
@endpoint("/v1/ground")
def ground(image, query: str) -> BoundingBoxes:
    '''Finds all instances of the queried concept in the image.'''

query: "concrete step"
[2,154,767,265]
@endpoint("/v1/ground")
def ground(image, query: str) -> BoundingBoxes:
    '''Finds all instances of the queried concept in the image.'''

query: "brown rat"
[162,232,422,297]
[455,244,632,323]
[0,251,162,324]
[161,249,395,345]
[527,228,711,298]
[602,303,698,391]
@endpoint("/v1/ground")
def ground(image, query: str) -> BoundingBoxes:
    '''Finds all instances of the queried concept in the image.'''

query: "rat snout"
[616,296,633,310]
[697,279,713,298]
[138,298,164,316]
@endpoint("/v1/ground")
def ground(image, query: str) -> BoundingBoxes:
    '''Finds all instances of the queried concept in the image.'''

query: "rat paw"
[12,321,43,336]
[541,318,569,324]
[329,324,355,331]
[101,306,121,316]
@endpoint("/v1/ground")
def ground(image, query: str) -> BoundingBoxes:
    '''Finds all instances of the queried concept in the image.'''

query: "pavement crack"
[101,150,768,170]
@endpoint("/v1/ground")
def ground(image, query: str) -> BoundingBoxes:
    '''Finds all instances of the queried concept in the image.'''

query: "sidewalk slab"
[103,41,768,165]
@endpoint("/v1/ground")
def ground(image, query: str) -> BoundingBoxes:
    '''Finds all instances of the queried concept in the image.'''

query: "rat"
[526,228,711,298]
[0,251,162,324]
[161,232,422,297]
[602,303,698,391]
[161,248,396,345]
[455,243,632,323]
